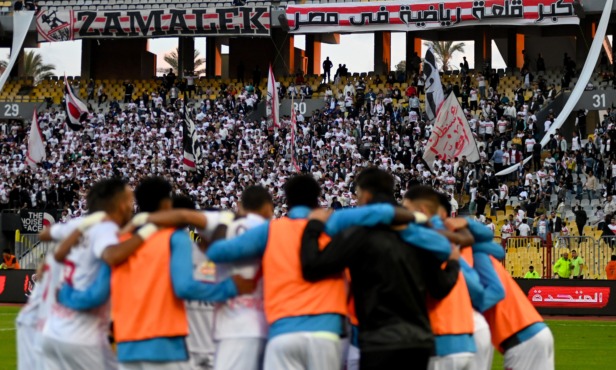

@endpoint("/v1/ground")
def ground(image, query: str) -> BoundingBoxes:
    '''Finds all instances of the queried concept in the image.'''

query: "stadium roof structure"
[0,1,612,83]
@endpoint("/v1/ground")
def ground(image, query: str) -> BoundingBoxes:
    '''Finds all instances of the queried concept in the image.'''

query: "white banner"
[286,0,579,33]
[0,11,34,93]
[423,93,480,168]
[25,110,46,168]
[36,7,270,42]
[266,65,280,129]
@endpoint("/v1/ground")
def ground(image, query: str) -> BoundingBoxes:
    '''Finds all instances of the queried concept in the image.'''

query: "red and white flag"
[25,110,46,168]
[423,93,479,168]
[64,74,89,131]
[266,65,279,129]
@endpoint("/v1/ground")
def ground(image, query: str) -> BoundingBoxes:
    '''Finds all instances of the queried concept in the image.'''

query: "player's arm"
[206,223,270,263]
[57,263,111,311]
[132,210,233,231]
[38,228,53,242]
[437,228,475,247]
[55,212,109,262]
[472,252,506,312]
[54,229,82,262]
[300,220,362,282]
[324,203,426,236]
[100,224,158,266]
[448,218,506,259]
[459,258,486,308]
[399,223,453,262]
[170,230,255,302]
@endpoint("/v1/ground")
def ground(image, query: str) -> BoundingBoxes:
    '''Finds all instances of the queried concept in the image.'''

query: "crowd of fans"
[2,61,616,240]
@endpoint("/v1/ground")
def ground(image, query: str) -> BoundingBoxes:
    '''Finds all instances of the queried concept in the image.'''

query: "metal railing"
[505,235,616,279]
[15,231,53,269]
[505,237,548,278]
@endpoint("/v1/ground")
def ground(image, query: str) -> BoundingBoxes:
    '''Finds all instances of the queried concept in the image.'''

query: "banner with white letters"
[286,0,579,33]
[36,7,270,42]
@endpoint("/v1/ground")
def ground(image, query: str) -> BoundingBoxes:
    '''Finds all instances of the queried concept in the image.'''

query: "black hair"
[612,255,616,261]
[355,167,394,196]
[172,195,196,210]
[86,178,127,213]
[135,177,172,212]
[3,248,11,254]
[284,175,321,209]
[437,192,452,216]
[529,265,534,269]
[241,185,273,212]
[404,185,442,215]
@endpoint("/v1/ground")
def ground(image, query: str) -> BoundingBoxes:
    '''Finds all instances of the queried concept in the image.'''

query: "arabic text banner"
[516,279,616,316]
[286,0,579,33]
[36,7,270,42]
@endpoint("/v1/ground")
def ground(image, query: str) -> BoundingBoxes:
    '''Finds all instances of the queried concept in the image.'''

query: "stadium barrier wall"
[0,269,36,304]
[515,278,616,316]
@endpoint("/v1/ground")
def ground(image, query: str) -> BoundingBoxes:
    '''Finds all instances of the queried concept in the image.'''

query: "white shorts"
[503,327,554,370]
[471,314,494,370]
[17,323,39,370]
[189,352,214,370]
[346,344,360,370]
[263,332,341,370]
[119,361,190,370]
[214,338,264,370]
[41,336,117,370]
[428,352,474,370]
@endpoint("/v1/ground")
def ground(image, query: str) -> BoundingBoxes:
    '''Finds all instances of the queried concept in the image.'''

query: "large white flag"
[423,47,444,122]
[266,65,279,129]
[25,110,46,168]
[423,93,479,168]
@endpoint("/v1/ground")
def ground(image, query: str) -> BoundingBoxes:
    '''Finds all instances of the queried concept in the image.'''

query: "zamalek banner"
[286,0,579,33]
[36,7,270,42]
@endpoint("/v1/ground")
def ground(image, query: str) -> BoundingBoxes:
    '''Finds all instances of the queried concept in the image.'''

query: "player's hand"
[232,274,258,295]
[449,245,461,261]
[78,211,108,232]
[308,208,333,223]
[444,217,469,231]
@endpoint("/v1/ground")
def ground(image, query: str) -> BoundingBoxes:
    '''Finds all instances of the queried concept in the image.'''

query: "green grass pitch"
[1,305,615,369]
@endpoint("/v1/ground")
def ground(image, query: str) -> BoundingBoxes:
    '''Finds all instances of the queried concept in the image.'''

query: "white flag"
[423,47,445,122]
[25,110,46,168]
[423,93,479,168]
[266,65,280,128]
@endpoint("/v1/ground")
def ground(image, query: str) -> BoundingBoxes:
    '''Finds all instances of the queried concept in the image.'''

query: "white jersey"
[214,213,268,340]
[35,219,82,334]
[186,242,216,356]
[43,221,119,346]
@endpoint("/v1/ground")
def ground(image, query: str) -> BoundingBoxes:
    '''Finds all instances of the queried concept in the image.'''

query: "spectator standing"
[322,57,333,83]
[606,255,616,280]
[553,252,573,279]
[123,80,134,103]
[571,250,585,279]
[574,206,588,236]
[501,219,514,240]
[518,219,531,237]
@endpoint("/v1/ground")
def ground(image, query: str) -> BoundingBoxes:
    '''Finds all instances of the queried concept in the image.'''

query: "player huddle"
[15,168,554,370]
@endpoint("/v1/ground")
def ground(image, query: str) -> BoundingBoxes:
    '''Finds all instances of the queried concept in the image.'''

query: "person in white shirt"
[501,219,514,240]
[213,186,274,370]
[517,219,531,236]
[16,217,84,370]
[41,179,134,370]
